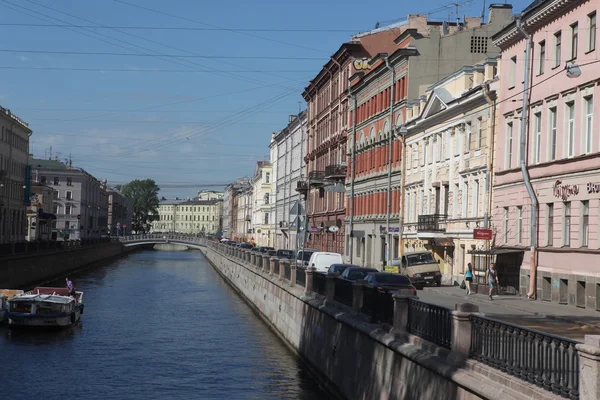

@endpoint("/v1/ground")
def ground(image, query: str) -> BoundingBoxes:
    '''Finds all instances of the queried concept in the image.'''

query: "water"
[0,250,330,400]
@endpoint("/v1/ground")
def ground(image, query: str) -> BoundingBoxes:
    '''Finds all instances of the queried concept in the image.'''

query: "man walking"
[487,263,499,300]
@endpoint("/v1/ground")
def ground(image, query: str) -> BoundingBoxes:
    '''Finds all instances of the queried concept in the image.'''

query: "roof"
[29,158,68,170]
[160,199,221,206]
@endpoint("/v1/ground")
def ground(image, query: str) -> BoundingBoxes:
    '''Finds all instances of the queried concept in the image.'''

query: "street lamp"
[566,62,581,78]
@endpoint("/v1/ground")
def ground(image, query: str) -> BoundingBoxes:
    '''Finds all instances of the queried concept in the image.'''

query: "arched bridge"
[118,234,206,250]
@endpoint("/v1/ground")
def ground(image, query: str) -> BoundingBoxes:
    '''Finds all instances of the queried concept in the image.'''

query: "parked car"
[390,251,442,287]
[364,273,417,295]
[267,250,277,257]
[238,243,254,249]
[295,248,318,267]
[340,267,378,281]
[256,246,274,253]
[276,249,294,259]
[307,252,344,273]
[327,263,358,275]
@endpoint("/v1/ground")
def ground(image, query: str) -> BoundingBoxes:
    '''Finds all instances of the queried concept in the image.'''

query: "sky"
[0,0,530,198]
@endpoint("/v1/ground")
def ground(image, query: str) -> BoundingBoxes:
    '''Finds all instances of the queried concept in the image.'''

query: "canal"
[1,250,330,400]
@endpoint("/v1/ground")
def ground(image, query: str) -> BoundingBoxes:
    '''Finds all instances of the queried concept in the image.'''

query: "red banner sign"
[473,229,493,240]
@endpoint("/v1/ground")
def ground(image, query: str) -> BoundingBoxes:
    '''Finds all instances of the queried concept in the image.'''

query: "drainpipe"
[384,57,396,268]
[516,18,539,299]
[398,126,407,260]
[482,81,496,273]
[348,88,357,264]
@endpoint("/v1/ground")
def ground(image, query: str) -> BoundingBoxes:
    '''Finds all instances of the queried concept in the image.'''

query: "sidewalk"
[418,285,600,342]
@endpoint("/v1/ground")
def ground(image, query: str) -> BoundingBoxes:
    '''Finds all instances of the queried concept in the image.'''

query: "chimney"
[488,4,513,26]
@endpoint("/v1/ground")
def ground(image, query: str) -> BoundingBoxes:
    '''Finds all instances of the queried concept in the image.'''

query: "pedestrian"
[465,263,473,295]
[66,277,75,297]
[487,263,499,300]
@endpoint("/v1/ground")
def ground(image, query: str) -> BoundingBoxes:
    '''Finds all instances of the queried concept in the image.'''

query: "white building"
[271,111,306,250]
[251,161,274,247]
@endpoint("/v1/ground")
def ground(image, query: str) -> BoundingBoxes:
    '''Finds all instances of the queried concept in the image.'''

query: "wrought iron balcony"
[295,180,308,194]
[324,164,347,181]
[417,214,448,232]
[308,171,326,187]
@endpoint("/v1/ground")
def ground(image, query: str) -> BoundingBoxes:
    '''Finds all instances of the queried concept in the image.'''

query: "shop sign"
[473,229,493,240]
[587,182,600,194]
[553,180,579,201]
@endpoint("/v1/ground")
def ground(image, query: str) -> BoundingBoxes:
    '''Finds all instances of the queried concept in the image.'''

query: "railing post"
[251,252,256,266]
[325,274,337,301]
[450,303,480,360]
[269,256,278,275]
[392,290,417,334]
[257,253,263,269]
[304,267,314,294]
[290,263,296,287]
[352,280,366,312]
[262,255,270,273]
[576,335,600,399]
[279,259,289,281]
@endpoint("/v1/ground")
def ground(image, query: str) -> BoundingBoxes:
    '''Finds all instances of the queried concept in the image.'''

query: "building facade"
[152,198,222,234]
[235,186,253,243]
[346,7,513,270]
[272,111,306,250]
[26,183,56,242]
[223,178,250,240]
[402,61,498,285]
[250,161,273,247]
[0,106,32,243]
[492,0,600,307]
[30,158,108,240]
[107,189,133,236]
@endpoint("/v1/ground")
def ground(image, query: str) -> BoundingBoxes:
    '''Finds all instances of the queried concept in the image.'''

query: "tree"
[121,179,160,233]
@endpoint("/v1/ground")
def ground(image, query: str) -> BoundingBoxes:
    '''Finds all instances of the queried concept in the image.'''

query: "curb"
[423,287,600,331]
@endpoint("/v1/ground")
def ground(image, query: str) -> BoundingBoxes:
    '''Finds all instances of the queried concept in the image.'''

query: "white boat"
[0,290,24,323]
[7,287,84,328]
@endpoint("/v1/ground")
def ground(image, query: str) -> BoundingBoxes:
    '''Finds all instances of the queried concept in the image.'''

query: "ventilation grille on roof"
[470,36,488,54]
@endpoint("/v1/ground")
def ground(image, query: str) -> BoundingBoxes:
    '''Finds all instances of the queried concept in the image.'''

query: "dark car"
[340,267,378,281]
[238,243,254,249]
[225,241,237,246]
[364,273,417,295]
[267,250,277,257]
[276,249,294,259]
[328,263,358,275]
[257,246,275,253]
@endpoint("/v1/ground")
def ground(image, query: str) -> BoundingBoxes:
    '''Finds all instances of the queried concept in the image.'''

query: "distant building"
[26,183,56,242]
[29,157,108,240]
[197,190,224,201]
[152,198,222,234]
[107,189,133,236]
[251,161,274,247]
[223,178,250,239]
[0,105,32,243]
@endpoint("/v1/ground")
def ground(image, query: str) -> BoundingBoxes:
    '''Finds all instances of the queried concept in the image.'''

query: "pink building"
[493,0,600,309]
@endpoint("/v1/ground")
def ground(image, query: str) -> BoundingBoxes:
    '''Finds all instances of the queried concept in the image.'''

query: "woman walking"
[465,263,473,295]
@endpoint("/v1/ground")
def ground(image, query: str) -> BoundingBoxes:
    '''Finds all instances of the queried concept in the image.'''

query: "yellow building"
[152,198,222,235]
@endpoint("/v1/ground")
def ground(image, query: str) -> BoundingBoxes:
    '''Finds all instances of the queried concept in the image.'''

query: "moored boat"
[0,290,24,323]
[7,287,84,329]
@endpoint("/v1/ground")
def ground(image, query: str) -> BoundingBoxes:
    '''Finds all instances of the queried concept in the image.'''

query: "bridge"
[118,234,206,249]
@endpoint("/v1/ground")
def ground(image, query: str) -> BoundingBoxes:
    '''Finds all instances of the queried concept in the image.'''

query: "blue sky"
[0,0,529,198]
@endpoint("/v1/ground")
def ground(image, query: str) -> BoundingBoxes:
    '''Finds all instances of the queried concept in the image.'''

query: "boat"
[0,290,24,323]
[7,287,84,328]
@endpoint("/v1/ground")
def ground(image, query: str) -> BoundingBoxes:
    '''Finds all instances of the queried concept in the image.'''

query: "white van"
[308,252,343,273]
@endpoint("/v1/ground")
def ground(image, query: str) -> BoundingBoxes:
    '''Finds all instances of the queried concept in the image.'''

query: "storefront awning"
[431,238,454,247]
[468,248,524,255]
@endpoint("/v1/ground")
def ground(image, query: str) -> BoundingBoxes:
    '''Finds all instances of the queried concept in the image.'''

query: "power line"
[0,22,361,33]
[0,66,314,73]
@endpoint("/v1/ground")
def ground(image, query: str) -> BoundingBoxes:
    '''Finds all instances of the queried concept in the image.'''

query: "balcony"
[308,170,325,186]
[417,214,448,232]
[295,180,308,194]
[324,164,347,181]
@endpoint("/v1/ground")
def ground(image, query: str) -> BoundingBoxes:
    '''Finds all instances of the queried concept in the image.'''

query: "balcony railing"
[417,214,447,232]
[295,180,308,193]
[324,164,347,180]
[308,170,325,185]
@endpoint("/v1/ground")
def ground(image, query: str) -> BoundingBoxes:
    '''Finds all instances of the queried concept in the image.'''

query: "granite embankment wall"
[201,245,540,400]
[0,242,133,288]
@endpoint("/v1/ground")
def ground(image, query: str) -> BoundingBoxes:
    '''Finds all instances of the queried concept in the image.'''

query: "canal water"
[0,250,330,400]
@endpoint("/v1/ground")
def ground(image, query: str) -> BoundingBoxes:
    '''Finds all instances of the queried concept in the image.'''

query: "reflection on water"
[1,250,329,400]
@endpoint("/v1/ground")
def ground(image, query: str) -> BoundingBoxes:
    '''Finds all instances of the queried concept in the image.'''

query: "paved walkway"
[419,286,600,342]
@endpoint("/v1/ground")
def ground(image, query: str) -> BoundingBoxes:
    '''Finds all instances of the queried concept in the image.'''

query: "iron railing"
[361,286,375,316]
[308,170,325,182]
[333,278,353,307]
[295,180,308,193]
[366,289,394,325]
[313,272,327,295]
[407,298,452,349]
[417,214,447,232]
[470,316,579,399]
[296,267,306,287]
[0,237,112,257]
[324,164,347,180]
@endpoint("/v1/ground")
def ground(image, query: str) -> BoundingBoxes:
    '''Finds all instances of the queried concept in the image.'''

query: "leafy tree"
[121,179,160,233]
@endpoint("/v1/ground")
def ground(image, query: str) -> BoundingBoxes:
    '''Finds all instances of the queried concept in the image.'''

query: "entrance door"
[443,185,449,216]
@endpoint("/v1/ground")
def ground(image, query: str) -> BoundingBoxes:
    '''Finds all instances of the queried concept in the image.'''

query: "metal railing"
[313,272,327,295]
[0,237,113,257]
[333,278,353,307]
[324,164,347,180]
[417,214,448,232]
[407,298,452,349]
[296,267,306,287]
[365,289,394,325]
[470,316,579,399]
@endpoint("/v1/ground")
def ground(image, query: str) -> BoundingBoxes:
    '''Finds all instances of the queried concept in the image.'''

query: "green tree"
[121,179,160,233]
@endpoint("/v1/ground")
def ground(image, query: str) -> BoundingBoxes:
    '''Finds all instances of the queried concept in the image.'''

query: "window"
[582,200,589,247]
[554,32,562,67]
[473,180,479,217]
[54,190,59,199]
[265,172,270,183]
[464,182,469,217]
[509,56,517,88]
[476,118,483,149]
[67,177,72,186]
[65,205,72,215]
[53,177,59,185]
[516,206,522,243]
[584,96,593,154]
[264,193,270,204]
[538,40,545,74]
[466,122,472,151]
[566,102,575,157]
[264,212,269,225]
[549,107,557,160]
[437,134,443,161]
[41,176,47,184]
[66,191,73,200]
[53,204,58,214]
[563,202,571,247]
[503,207,509,244]
[571,23,578,59]
[506,122,513,168]
[547,203,554,246]
[589,12,597,52]
[533,112,542,164]
[412,145,418,169]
